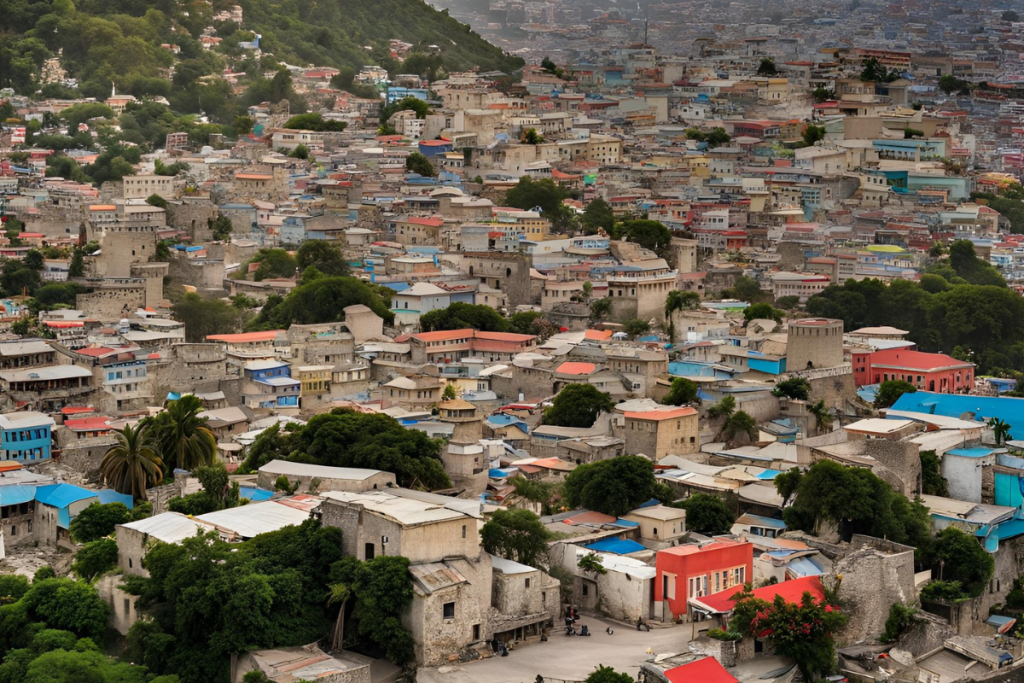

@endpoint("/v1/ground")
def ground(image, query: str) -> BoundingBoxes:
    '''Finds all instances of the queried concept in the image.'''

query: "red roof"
[694,575,825,614]
[555,361,597,376]
[64,417,112,432]
[665,657,738,683]
[868,348,974,372]
[401,216,444,228]
[413,329,536,344]
[76,347,115,357]
[207,330,283,343]
[61,406,94,415]
[623,407,697,421]
[43,321,84,329]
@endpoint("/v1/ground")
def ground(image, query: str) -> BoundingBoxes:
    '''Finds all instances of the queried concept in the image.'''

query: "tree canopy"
[68,502,131,544]
[674,493,735,534]
[295,240,350,277]
[543,384,615,429]
[419,302,509,332]
[874,380,917,409]
[480,508,551,568]
[562,455,671,517]
[172,293,239,343]
[248,276,394,329]
[662,378,700,406]
[240,409,450,490]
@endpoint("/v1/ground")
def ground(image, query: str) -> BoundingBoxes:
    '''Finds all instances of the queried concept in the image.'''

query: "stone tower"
[786,318,844,371]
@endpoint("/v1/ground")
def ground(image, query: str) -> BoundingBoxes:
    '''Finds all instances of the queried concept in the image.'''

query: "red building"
[852,348,974,392]
[655,540,753,621]
[691,575,826,620]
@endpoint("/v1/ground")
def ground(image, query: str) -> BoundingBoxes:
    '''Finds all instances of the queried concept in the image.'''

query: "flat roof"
[319,489,472,526]
[258,459,388,481]
[120,512,211,544]
[197,499,314,538]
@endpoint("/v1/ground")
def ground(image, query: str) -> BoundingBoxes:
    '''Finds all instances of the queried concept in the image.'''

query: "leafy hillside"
[0,0,522,118]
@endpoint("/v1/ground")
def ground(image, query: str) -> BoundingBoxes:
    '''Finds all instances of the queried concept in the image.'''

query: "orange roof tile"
[556,361,597,376]
[623,407,698,421]
[206,330,283,343]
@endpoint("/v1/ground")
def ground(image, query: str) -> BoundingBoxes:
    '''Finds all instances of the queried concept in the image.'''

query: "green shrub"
[707,628,742,641]
[881,603,918,643]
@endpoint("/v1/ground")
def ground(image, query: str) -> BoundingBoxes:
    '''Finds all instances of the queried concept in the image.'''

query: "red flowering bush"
[727,584,848,681]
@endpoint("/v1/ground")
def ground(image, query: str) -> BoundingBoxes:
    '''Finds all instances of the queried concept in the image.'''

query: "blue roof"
[239,486,274,502]
[97,490,134,508]
[613,518,640,528]
[741,513,787,529]
[637,498,662,508]
[787,557,823,578]
[0,486,37,507]
[947,448,994,458]
[891,392,1019,434]
[35,483,98,509]
[584,539,646,555]
[757,470,781,480]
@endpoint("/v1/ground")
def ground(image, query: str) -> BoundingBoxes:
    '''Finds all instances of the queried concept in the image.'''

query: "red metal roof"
[694,575,825,614]
[665,657,738,683]
[623,407,697,421]
[65,417,112,432]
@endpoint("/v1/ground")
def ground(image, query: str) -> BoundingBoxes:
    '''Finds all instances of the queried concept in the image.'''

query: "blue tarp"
[787,557,823,577]
[584,538,646,555]
[240,487,274,502]
[756,470,781,480]
[35,483,97,510]
[613,519,640,528]
[0,485,37,507]
[891,392,1015,433]
[97,490,134,508]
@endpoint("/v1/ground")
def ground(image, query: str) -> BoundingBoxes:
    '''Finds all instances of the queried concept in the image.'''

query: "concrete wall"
[76,286,147,319]
[834,537,916,646]
[255,469,395,494]
[97,574,142,636]
[942,452,992,504]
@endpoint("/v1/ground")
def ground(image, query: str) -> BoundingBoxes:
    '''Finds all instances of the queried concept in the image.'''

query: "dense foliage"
[874,380,917,408]
[920,450,949,496]
[249,276,395,328]
[480,508,551,568]
[662,377,700,406]
[780,460,932,562]
[542,383,615,428]
[420,302,509,332]
[562,455,672,517]
[673,493,735,535]
[806,242,1024,374]
[68,502,131,544]
[931,527,994,597]
[124,520,372,683]
[240,409,450,490]
[729,584,848,681]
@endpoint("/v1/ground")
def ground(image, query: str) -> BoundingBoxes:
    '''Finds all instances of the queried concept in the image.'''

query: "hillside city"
[6,0,1024,682]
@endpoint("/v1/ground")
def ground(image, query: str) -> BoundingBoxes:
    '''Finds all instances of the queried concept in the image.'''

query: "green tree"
[404,152,435,177]
[589,297,611,321]
[562,455,670,516]
[508,311,556,338]
[68,250,85,278]
[420,302,509,332]
[72,539,118,582]
[707,395,736,419]
[100,424,163,501]
[782,460,933,558]
[1004,10,1020,21]
[289,144,309,159]
[932,527,993,597]
[757,58,778,76]
[663,378,700,406]
[510,476,561,516]
[149,395,216,472]
[209,215,233,242]
[543,383,615,428]
[0,575,30,603]
[504,177,574,228]
[615,219,672,257]
[811,86,835,103]
[329,555,416,665]
[881,603,919,643]
[441,384,457,401]
[522,127,544,144]
[585,665,633,683]
[802,123,826,146]
[874,380,917,409]
[172,293,238,342]
[744,302,783,324]
[240,409,450,490]
[861,57,899,83]
[722,275,768,303]
[938,75,971,96]
[23,250,43,271]
[920,450,948,496]
[990,417,1013,446]
[22,579,108,642]
[282,112,347,131]
[622,318,650,337]
[244,248,298,281]
[296,240,349,277]
[722,411,757,441]
[807,400,833,435]
[248,276,394,328]
[577,552,607,575]
[480,508,551,568]
[675,493,734,534]
[582,198,615,235]
[69,503,131,544]
[772,377,811,401]
[774,467,803,506]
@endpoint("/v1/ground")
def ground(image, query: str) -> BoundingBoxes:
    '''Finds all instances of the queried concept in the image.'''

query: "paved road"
[416,616,691,683]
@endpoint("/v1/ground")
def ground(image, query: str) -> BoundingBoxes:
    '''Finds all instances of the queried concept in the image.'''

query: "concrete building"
[621,407,700,460]
[255,461,396,494]
[655,540,753,622]
[852,348,975,393]
[0,411,55,462]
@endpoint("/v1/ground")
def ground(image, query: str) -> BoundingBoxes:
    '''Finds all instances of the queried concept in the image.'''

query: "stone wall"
[834,539,916,646]
[167,254,227,293]
[168,199,219,241]
[76,286,146,320]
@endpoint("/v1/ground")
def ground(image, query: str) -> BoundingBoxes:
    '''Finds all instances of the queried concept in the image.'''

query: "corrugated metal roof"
[409,561,468,594]
[197,500,312,538]
[35,483,97,509]
[584,538,647,555]
[121,512,211,543]
[0,485,37,507]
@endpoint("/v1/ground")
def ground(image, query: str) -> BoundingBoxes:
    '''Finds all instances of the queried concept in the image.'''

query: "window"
[653,527,658,537]
[542,592,546,604]
[364,543,375,560]
[129,558,133,568]
[443,602,455,619]
[582,584,589,596]
[473,624,481,641]
[525,578,531,588]
[123,599,130,616]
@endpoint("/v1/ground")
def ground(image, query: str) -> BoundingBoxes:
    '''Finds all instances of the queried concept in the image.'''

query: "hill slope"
[0,0,522,114]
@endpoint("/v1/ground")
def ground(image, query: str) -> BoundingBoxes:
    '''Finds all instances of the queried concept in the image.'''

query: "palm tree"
[154,395,217,471]
[100,424,163,501]
[989,417,1013,446]
[664,290,700,343]
[327,583,352,652]
[808,400,834,435]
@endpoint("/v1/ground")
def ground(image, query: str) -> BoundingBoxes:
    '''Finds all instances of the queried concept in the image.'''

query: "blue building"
[0,411,54,462]
[242,360,300,410]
